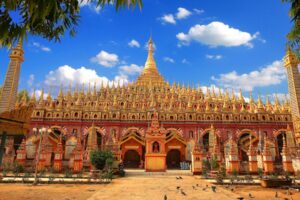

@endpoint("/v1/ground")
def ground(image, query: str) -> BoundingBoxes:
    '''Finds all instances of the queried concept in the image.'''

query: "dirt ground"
[0,176,299,200]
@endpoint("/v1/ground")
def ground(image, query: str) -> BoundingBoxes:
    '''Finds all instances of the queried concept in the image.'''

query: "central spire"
[136,36,165,86]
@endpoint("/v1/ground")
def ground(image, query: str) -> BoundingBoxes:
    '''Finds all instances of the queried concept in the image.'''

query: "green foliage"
[216,164,226,184]
[210,156,219,170]
[232,169,238,178]
[258,168,263,179]
[13,162,24,176]
[0,0,142,48]
[282,1,300,53]
[64,169,72,178]
[90,150,113,170]
[202,159,210,178]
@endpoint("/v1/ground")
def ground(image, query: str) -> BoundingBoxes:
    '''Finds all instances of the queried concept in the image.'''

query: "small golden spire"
[30,89,36,104]
[46,88,52,102]
[239,89,245,103]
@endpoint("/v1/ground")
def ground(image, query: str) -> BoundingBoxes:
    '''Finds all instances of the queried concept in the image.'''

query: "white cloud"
[119,64,143,76]
[211,60,286,91]
[206,54,223,60]
[163,57,175,63]
[176,7,192,19]
[90,50,119,67]
[44,65,129,90]
[160,14,176,24]
[128,39,140,48]
[176,21,258,47]
[79,0,101,13]
[27,74,35,86]
[32,42,51,52]
[193,8,204,14]
[182,59,189,64]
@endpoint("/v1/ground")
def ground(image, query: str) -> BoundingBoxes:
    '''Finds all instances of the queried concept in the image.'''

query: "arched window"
[152,141,160,153]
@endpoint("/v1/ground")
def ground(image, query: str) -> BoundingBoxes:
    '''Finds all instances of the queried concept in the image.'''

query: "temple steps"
[124,169,193,176]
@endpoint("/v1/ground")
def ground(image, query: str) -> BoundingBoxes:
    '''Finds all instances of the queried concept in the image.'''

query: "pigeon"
[236,197,244,200]
[211,186,216,192]
[231,188,234,192]
[206,184,208,188]
[164,194,167,200]
[202,188,206,191]
[196,184,199,187]
[176,177,180,180]
[275,191,278,198]
[176,186,180,190]
[181,190,187,196]
[179,176,183,179]
[248,193,254,198]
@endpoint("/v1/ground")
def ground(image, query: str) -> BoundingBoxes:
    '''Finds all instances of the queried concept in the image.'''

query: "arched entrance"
[124,150,140,168]
[276,132,286,162]
[166,149,181,169]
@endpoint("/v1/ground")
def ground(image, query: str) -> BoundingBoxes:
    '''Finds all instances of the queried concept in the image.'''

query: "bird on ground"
[211,186,216,192]
[179,176,183,179]
[176,176,180,180]
[202,188,206,191]
[231,188,234,192]
[192,186,196,190]
[164,194,167,200]
[275,191,279,198]
[236,197,244,200]
[176,186,180,190]
[181,190,187,196]
[196,184,199,187]
[248,193,254,198]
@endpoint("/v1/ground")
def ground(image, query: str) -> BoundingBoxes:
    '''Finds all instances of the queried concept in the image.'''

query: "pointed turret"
[136,36,165,86]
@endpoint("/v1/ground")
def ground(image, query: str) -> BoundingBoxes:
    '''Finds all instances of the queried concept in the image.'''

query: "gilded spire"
[29,89,36,105]
[136,36,164,86]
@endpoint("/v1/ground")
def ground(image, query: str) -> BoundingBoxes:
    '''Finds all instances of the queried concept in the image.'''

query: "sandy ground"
[0,176,299,200]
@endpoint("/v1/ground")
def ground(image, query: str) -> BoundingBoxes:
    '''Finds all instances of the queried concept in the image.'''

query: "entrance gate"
[166,149,181,169]
[124,150,140,168]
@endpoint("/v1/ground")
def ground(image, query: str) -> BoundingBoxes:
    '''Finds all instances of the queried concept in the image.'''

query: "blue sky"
[0,0,292,101]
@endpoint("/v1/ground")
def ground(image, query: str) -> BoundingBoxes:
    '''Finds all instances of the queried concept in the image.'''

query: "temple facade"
[1,38,299,174]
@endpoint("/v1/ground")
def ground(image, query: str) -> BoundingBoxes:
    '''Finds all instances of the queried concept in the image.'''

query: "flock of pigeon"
[161,176,298,200]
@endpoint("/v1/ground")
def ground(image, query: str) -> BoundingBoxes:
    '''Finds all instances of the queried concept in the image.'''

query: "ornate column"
[73,136,83,173]
[247,137,258,174]
[37,148,46,172]
[226,135,239,174]
[53,136,64,172]
[16,139,26,167]
[191,142,204,175]
[262,139,274,174]
[281,135,294,174]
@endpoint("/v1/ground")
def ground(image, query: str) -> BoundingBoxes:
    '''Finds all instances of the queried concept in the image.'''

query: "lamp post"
[33,127,46,185]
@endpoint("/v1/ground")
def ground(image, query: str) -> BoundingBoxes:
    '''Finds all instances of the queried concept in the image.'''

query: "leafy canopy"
[0,0,142,48]
[90,150,114,170]
[283,0,300,52]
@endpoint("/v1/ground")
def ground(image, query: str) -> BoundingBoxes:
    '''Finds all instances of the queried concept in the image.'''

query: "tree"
[0,0,142,48]
[283,0,300,51]
[90,150,113,170]
[0,86,2,97]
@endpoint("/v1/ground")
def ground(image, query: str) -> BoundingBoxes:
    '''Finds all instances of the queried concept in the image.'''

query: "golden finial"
[239,89,245,103]
[38,88,44,105]
[58,84,64,99]
[47,87,52,102]
[30,89,36,104]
